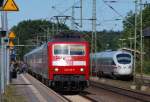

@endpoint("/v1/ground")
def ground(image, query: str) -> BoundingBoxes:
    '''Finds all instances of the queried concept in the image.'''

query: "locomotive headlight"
[129,65,132,69]
[118,66,121,69]
[54,68,59,72]
[80,68,84,72]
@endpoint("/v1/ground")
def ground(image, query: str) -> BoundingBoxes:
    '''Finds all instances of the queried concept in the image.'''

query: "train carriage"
[91,50,133,79]
[24,32,90,91]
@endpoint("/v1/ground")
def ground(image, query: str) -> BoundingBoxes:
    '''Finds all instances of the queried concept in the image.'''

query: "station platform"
[9,74,67,102]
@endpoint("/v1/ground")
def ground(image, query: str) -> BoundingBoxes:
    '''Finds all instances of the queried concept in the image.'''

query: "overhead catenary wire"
[102,0,124,18]
[52,0,80,17]
[102,0,135,27]
[51,0,84,31]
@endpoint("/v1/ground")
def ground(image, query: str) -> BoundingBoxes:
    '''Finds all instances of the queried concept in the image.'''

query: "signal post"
[8,31,16,61]
[0,0,19,101]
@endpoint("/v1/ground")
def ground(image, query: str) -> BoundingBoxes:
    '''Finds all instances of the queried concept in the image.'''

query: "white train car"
[91,50,133,79]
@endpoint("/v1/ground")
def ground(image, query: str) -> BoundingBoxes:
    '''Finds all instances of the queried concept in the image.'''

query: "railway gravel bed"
[84,86,142,102]
[23,74,150,102]
[58,91,98,102]
[63,94,92,102]
[90,77,150,102]
[27,74,150,102]
[90,76,150,93]
[136,74,150,85]
[57,86,143,102]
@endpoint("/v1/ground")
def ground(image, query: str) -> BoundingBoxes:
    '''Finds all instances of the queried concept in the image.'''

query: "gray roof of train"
[24,43,47,57]
[91,50,131,58]
[24,39,87,57]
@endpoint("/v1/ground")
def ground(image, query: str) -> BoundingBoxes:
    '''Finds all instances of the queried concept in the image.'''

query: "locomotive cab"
[91,50,133,79]
[114,53,133,77]
[48,42,89,91]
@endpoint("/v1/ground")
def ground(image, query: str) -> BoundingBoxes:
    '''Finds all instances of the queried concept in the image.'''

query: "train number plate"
[64,68,75,72]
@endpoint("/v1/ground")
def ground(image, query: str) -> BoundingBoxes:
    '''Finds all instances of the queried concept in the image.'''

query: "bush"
[135,60,150,75]
[144,61,150,74]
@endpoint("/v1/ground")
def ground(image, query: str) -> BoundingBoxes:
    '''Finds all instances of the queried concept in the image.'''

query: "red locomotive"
[24,32,90,91]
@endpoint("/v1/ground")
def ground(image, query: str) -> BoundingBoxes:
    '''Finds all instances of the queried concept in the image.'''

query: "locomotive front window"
[54,45,68,55]
[70,45,85,55]
[117,54,131,64]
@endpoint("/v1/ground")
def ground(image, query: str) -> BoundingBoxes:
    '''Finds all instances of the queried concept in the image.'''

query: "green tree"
[11,19,69,59]
[82,30,121,52]
[122,5,150,74]
[123,6,150,51]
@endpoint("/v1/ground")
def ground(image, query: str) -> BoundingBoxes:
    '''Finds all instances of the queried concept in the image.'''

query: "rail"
[91,81,150,102]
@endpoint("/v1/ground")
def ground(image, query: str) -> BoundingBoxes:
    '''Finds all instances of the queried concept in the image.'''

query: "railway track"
[62,94,94,102]
[91,81,150,102]
[136,75,150,85]
[58,91,98,102]
[27,73,150,102]
[28,73,149,102]
[27,74,97,102]
[50,77,150,102]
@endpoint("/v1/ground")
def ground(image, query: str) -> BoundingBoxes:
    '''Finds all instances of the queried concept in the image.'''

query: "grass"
[2,85,27,102]
[136,60,150,75]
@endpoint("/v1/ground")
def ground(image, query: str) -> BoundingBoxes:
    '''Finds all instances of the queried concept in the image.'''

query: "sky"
[3,0,150,31]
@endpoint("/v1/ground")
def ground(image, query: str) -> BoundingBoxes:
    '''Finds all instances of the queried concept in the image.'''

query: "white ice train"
[90,50,133,79]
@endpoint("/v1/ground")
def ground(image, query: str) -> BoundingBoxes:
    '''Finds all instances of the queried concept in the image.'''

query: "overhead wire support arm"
[104,0,117,3]
[14,45,37,47]
[53,16,71,25]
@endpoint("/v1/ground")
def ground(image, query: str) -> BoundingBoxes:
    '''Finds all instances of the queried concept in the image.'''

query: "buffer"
[3,0,19,11]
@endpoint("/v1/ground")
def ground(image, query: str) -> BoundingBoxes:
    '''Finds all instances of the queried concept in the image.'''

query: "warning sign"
[9,32,16,39]
[9,41,14,47]
[3,0,19,11]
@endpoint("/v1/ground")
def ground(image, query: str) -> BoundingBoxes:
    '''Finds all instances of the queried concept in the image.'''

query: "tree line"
[122,5,150,74]
[11,20,121,59]
[11,5,150,74]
